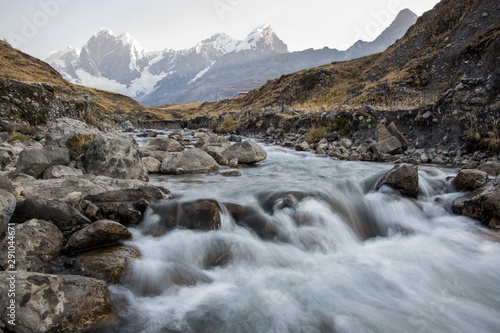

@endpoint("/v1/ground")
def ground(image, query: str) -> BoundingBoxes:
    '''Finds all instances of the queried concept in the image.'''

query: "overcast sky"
[1,0,441,59]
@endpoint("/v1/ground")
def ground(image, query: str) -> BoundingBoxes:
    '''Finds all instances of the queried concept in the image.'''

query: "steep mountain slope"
[46,10,417,106]
[202,0,498,112]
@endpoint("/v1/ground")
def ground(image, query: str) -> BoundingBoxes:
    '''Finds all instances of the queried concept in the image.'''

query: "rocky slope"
[202,0,498,111]
[46,10,417,106]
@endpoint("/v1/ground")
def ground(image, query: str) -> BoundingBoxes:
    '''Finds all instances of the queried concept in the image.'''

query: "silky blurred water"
[106,135,500,333]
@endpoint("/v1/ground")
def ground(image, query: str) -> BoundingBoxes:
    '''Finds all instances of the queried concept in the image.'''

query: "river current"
[106,133,500,333]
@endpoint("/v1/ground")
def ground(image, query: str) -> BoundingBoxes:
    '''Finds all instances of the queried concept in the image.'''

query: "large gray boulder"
[0,219,64,270]
[453,169,489,192]
[161,149,220,175]
[221,140,268,164]
[16,145,70,178]
[376,164,419,198]
[66,220,132,252]
[45,117,98,147]
[84,134,148,180]
[0,188,16,236]
[0,271,114,333]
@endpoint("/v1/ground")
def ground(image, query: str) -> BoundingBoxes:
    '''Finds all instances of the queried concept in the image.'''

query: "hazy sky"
[1,0,441,59]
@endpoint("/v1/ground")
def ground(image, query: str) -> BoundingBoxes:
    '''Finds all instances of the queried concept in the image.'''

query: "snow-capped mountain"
[46,11,416,106]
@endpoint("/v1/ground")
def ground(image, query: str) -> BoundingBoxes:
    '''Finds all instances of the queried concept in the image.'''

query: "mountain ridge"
[46,10,417,106]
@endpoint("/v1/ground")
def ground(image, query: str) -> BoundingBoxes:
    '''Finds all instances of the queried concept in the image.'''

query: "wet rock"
[11,196,90,232]
[84,134,148,181]
[66,220,132,252]
[221,140,267,164]
[0,271,114,333]
[142,156,161,173]
[16,145,70,178]
[477,162,500,177]
[0,189,15,236]
[376,163,419,198]
[0,219,64,270]
[42,165,84,179]
[161,149,220,175]
[453,169,489,192]
[452,176,500,227]
[220,169,246,177]
[223,202,278,239]
[124,262,213,297]
[145,199,222,233]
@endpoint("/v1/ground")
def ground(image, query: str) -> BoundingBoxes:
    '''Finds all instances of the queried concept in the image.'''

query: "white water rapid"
[102,134,500,333]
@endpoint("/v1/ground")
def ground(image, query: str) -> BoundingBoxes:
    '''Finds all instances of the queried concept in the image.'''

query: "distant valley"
[46,9,417,106]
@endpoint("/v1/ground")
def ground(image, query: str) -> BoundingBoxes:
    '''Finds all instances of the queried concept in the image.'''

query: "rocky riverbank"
[0,112,499,331]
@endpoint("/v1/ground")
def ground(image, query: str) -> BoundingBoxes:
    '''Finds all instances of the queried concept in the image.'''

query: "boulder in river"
[0,271,114,333]
[221,140,267,164]
[84,134,148,181]
[144,199,222,234]
[452,176,500,228]
[376,163,419,198]
[453,169,489,192]
[161,149,220,175]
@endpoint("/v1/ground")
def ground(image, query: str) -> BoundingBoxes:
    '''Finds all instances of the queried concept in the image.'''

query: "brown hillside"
[0,40,176,122]
[198,0,499,113]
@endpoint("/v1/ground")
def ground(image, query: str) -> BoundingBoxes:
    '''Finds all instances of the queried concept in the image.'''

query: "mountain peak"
[95,28,114,37]
[235,23,288,53]
[395,8,418,21]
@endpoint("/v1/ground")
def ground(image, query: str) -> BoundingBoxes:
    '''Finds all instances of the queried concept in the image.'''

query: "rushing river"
[106,133,500,333]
